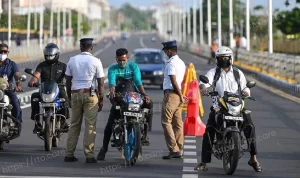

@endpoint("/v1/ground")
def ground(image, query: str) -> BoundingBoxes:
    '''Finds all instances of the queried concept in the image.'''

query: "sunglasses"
[0,50,8,54]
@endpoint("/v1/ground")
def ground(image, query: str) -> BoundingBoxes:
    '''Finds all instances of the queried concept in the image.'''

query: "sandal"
[194,163,208,171]
[248,161,262,172]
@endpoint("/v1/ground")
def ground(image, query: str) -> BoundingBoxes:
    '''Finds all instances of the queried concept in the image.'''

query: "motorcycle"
[25,68,69,151]
[199,75,256,175]
[0,75,27,150]
[107,91,150,167]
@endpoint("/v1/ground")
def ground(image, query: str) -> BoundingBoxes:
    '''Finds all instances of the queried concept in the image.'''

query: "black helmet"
[43,43,60,64]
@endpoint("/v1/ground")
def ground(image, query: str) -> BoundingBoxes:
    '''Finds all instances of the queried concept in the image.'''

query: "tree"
[275,7,300,36]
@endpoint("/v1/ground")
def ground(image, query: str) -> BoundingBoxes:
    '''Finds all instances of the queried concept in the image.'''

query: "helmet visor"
[44,48,59,60]
[216,55,231,61]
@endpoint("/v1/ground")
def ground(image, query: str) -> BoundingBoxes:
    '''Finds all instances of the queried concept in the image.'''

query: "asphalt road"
[0,34,300,178]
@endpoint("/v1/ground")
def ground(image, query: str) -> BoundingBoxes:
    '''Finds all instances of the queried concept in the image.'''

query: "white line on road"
[184,140,196,143]
[183,158,198,164]
[182,174,198,178]
[184,145,197,149]
[139,36,147,48]
[184,151,197,156]
[183,166,196,172]
[93,40,113,57]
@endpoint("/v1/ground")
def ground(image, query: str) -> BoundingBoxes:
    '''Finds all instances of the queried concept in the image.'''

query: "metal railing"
[159,33,300,96]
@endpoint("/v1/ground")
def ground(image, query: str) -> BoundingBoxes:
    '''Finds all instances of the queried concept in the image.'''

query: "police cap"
[80,38,93,45]
[161,40,177,50]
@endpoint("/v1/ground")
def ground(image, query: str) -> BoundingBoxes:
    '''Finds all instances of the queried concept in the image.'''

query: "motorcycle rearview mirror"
[24,68,34,75]
[246,81,256,88]
[19,75,27,82]
[199,75,209,84]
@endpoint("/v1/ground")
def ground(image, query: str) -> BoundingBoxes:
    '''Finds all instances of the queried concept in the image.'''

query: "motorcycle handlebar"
[32,83,66,88]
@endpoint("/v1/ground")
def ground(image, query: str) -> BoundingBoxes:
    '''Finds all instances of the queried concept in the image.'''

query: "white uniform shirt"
[65,52,105,90]
[199,66,250,109]
[163,55,186,91]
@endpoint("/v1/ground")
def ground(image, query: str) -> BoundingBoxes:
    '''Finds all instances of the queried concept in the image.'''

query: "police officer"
[0,43,23,123]
[28,43,69,133]
[64,38,105,163]
[160,40,187,159]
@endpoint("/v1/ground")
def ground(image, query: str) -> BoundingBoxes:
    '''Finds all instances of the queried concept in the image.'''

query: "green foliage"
[275,7,300,36]
[118,3,153,31]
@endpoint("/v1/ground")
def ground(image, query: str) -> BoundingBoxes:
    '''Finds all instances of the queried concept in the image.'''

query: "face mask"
[117,61,127,68]
[0,54,7,61]
[217,59,231,68]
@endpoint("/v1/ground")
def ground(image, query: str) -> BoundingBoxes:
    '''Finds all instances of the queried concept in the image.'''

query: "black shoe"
[142,135,150,146]
[64,156,78,162]
[86,157,97,163]
[33,123,42,133]
[97,147,107,161]
[162,152,182,159]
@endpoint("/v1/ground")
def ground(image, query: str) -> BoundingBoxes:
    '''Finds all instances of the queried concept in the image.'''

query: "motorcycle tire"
[222,132,241,175]
[44,116,53,151]
[128,123,142,166]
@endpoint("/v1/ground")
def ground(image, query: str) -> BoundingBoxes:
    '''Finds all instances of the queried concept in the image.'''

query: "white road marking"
[184,145,197,149]
[184,151,197,156]
[184,140,196,143]
[184,158,198,164]
[183,166,196,172]
[182,174,198,178]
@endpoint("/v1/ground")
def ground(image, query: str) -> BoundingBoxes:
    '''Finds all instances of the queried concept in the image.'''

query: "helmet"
[215,46,234,68]
[43,43,60,64]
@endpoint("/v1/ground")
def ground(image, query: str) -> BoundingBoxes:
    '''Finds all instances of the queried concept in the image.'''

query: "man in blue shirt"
[97,48,153,161]
[0,43,23,123]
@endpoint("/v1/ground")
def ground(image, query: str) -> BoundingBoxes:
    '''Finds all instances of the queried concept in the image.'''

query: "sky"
[107,0,299,11]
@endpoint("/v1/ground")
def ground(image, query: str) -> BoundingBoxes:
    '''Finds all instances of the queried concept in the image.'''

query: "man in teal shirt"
[97,48,153,161]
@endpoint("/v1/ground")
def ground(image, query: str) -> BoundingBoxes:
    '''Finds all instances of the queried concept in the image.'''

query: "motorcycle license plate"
[40,103,56,107]
[0,103,5,107]
[123,112,142,117]
[224,116,243,121]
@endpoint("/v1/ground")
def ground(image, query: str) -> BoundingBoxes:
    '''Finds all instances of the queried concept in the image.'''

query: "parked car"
[130,48,166,89]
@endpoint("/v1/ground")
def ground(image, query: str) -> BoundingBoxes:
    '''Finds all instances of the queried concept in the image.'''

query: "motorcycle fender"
[43,112,53,120]
[223,126,240,137]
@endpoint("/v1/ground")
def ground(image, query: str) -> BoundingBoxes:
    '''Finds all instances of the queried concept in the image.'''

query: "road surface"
[0,34,299,178]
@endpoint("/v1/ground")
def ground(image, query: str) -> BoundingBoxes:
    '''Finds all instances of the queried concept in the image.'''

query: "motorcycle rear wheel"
[222,132,241,175]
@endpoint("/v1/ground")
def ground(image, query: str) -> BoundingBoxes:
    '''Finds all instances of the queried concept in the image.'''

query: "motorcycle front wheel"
[43,116,53,151]
[222,132,241,175]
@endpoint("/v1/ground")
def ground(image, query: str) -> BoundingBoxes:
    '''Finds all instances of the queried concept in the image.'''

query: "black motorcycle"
[25,68,69,151]
[107,91,150,166]
[0,75,27,150]
[199,75,256,175]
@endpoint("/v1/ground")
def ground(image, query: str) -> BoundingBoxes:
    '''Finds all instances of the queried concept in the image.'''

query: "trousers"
[30,88,69,120]
[201,107,257,163]
[101,100,153,150]
[65,92,99,158]
[5,91,22,123]
[161,91,184,153]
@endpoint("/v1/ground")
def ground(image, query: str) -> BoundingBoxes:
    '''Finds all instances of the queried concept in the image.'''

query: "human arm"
[199,68,215,94]
[107,66,116,100]
[166,62,187,103]
[132,63,151,103]
[95,59,105,111]
[28,63,42,87]
[239,70,251,97]
[12,62,22,91]
[65,59,73,101]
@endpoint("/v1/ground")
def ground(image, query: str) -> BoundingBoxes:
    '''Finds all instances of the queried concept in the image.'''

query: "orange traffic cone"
[184,80,206,136]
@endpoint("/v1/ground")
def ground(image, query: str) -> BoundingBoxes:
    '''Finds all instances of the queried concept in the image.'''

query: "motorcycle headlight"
[227,103,241,116]
[153,70,163,75]
[128,103,140,111]
[0,90,3,100]
[42,93,56,103]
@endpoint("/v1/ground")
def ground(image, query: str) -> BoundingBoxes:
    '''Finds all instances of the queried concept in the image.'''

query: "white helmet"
[215,46,234,68]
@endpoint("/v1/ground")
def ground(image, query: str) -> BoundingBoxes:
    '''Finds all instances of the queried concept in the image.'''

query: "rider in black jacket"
[28,43,69,133]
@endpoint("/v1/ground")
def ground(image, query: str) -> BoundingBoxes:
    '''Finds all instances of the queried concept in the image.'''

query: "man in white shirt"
[194,46,262,172]
[64,38,105,164]
[160,40,188,159]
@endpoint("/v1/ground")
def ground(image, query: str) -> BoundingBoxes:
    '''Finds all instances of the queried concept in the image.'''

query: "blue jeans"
[5,91,22,123]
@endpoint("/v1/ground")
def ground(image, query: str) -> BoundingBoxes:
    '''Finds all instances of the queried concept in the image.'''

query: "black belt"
[164,89,176,94]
